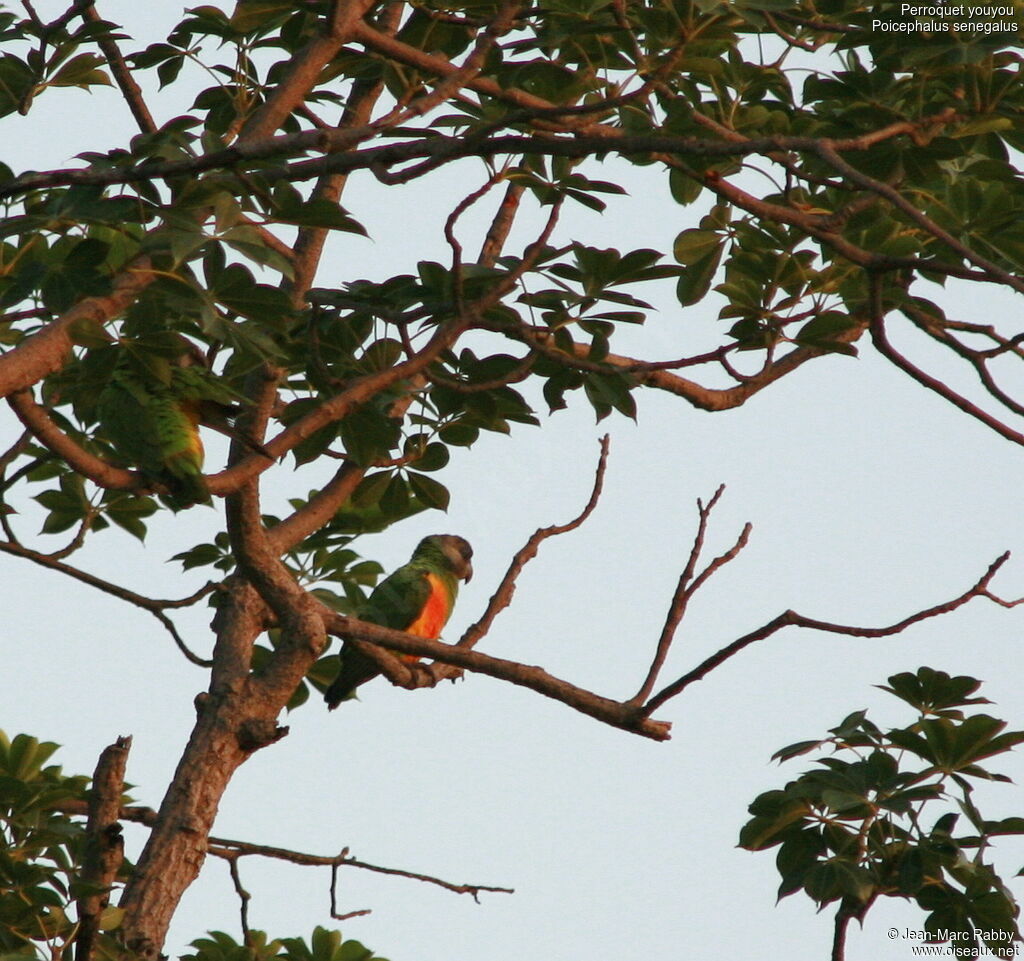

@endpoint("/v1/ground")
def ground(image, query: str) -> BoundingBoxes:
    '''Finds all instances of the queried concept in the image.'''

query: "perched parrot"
[324,534,474,709]
[96,352,268,511]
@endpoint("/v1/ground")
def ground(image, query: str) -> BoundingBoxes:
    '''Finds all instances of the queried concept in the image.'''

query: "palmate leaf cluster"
[0,731,108,961]
[0,729,385,961]
[185,927,387,961]
[740,668,1024,957]
[0,0,1020,577]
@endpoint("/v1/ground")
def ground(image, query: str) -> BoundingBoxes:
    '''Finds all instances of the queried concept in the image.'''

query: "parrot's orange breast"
[406,573,451,640]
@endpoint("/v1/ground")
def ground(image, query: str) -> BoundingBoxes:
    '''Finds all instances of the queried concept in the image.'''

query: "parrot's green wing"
[362,564,436,630]
[324,564,434,709]
[97,368,209,511]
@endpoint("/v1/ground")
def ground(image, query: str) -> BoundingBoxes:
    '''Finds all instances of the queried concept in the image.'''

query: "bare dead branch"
[0,539,215,666]
[224,854,252,946]
[630,487,752,705]
[79,2,157,134]
[341,855,514,902]
[206,837,514,902]
[330,867,372,923]
[868,279,1024,448]
[75,736,131,961]
[902,303,1024,420]
[458,434,610,651]
[644,551,1021,714]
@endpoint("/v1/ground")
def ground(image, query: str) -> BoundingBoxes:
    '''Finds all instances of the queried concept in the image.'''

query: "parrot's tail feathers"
[325,650,379,709]
[161,468,211,511]
[324,684,360,710]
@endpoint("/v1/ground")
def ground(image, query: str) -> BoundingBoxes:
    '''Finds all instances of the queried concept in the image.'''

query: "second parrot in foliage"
[96,350,268,511]
[324,534,474,708]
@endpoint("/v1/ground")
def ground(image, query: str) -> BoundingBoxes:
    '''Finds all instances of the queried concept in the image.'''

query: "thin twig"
[867,276,1024,448]
[457,434,610,650]
[224,854,251,946]
[0,539,215,666]
[630,487,752,704]
[330,862,372,922]
[644,551,1021,714]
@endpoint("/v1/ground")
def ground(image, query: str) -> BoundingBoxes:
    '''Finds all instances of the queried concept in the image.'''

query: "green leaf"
[407,472,449,511]
[673,228,721,265]
[675,245,723,307]
[271,197,368,235]
[439,422,478,447]
[48,53,111,89]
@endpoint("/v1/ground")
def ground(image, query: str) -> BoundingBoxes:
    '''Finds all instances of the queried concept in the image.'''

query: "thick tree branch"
[237,0,377,143]
[322,606,671,740]
[0,256,154,399]
[8,390,136,489]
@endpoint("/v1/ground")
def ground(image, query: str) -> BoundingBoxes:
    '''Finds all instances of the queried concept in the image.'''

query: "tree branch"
[816,142,1024,296]
[205,837,514,901]
[644,551,1022,713]
[74,736,131,961]
[0,127,969,201]
[0,538,214,666]
[8,390,136,490]
[868,278,1024,448]
[457,435,609,652]
[321,605,671,740]
[630,487,751,705]
[237,0,377,143]
[79,2,157,134]
[0,255,154,399]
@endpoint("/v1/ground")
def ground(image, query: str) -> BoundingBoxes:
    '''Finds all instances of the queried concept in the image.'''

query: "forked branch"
[644,551,1022,714]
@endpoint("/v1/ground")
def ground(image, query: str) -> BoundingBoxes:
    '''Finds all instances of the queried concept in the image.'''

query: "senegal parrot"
[96,350,268,511]
[324,534,474,708]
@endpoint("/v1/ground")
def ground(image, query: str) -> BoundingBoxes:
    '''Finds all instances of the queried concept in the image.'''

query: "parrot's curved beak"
[462,562,473,583]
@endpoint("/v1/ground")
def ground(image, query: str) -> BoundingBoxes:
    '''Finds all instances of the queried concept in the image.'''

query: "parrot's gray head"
[420,534,473,582]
